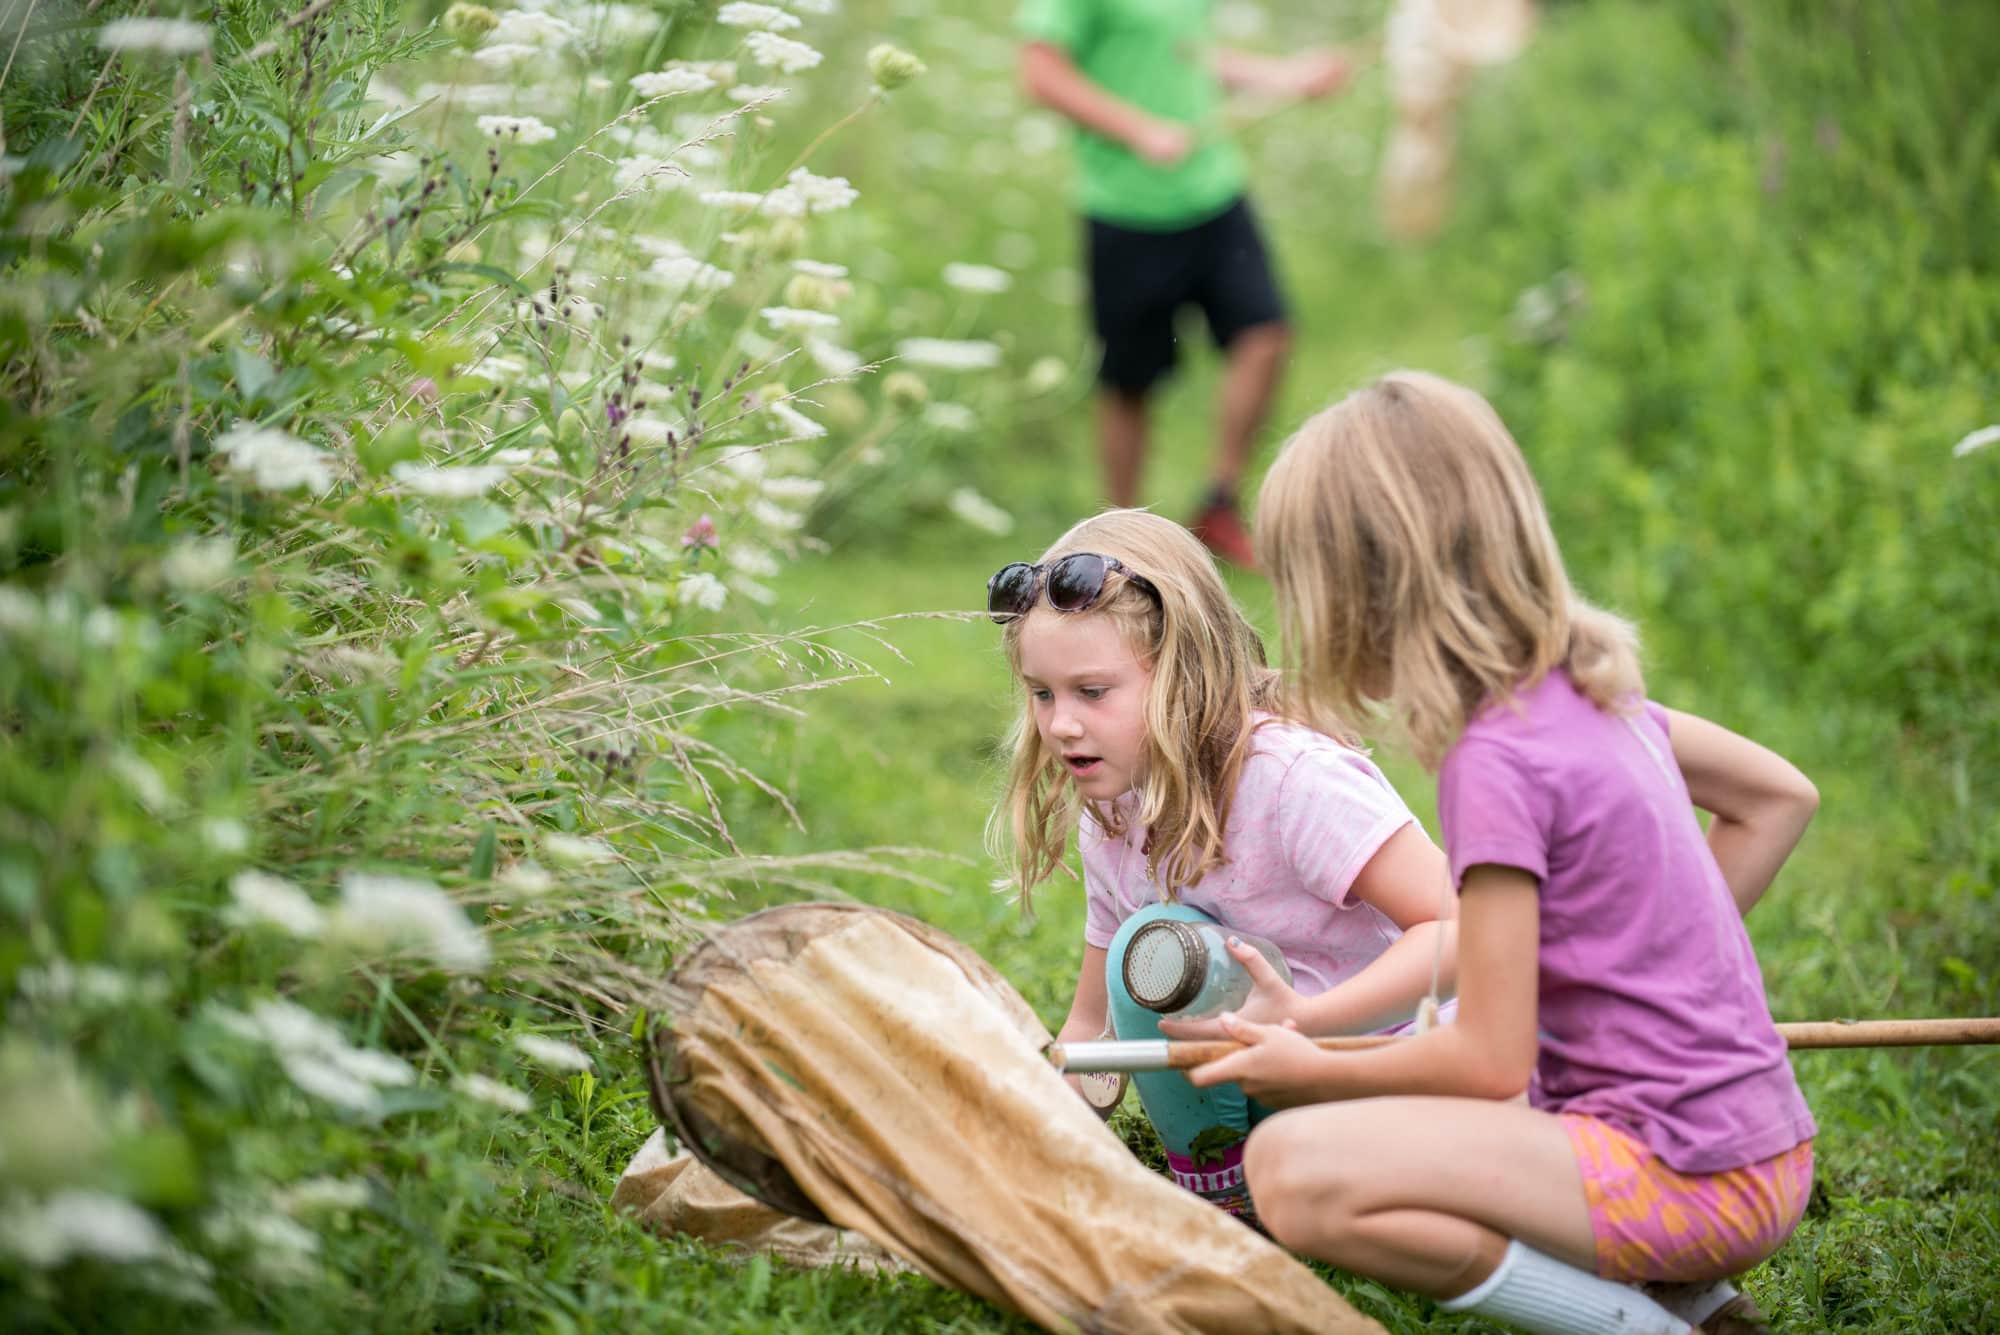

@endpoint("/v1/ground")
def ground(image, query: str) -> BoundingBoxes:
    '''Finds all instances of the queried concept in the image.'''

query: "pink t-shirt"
[1081,716,1417,998]
[1438,670,1816,1175]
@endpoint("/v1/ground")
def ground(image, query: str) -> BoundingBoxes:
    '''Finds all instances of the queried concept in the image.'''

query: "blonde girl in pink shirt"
[1201,371,1820,1334]
[988,508,1456,1221]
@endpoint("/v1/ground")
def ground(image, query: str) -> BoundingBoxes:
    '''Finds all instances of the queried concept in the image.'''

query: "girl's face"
[1016,609,1154,802]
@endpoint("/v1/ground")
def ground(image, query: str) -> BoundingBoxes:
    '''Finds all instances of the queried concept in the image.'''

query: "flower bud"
[882,370,929,411]
[867,43,926,92]
[443,3,499,49]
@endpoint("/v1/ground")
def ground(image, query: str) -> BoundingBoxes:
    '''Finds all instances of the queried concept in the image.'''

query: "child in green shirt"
[1017,0,1350,564]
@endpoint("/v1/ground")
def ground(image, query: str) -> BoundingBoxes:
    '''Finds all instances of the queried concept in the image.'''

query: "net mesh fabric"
[642,902,1381,1335]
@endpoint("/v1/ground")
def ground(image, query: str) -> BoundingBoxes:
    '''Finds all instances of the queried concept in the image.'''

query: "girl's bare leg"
[1244,1094,1597,1298]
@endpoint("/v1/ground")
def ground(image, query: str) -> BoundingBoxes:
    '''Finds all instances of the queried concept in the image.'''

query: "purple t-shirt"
[1438,671,1815,1174]
[1082,716,1416,998]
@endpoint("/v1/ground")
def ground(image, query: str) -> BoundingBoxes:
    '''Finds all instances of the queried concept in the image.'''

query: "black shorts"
[1086,196,1288,394]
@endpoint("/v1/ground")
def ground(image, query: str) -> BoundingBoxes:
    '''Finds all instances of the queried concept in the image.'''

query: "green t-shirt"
[1018,0,1246,229]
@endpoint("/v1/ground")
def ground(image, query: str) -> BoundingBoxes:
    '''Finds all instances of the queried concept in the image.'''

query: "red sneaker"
[1188,497,1257,568]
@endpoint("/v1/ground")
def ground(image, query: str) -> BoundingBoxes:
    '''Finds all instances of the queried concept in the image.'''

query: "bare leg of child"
[1245,1096,1695,1335]
[1193,321,1290,565]
[1097,388,1149,509]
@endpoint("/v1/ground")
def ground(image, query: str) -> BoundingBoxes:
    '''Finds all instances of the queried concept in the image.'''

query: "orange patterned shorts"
[1560,1114,1814,1283]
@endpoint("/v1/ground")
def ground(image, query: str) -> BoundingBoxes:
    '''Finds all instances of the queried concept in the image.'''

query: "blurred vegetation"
[0,0,1994,1331]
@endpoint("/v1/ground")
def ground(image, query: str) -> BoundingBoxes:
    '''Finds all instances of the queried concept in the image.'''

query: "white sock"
[1646,1278,1740,1326]
[1439,1240,1693,1335]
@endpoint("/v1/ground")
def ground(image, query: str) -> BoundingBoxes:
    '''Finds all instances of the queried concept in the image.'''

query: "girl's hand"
[1157,935,1301,1039]
[1183,1011,1329,1107]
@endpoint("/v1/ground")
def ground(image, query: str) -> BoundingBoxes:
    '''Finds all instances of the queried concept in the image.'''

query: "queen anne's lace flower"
[630,67,715,97]
[949,486,1015,536]
[229,871,326,939]
[475,114,557,143]
[677,572,728,612]
[717,3,801,30]
[744,30,822,73]
[896,338,1003,371]
[760,306,840,333]
[455,1074,534,1113]
[212,423,334,493]
[513,1034,594,1072]
[943,262,1012,294]
[766,401,827,440]
[335,871,489,972]
[391,462,511,499]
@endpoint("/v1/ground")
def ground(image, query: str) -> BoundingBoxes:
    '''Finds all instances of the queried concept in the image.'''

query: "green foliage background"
[2,0,1996,1331]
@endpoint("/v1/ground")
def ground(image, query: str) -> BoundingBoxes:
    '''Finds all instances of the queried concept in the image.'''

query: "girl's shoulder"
[1240,714,1395,798]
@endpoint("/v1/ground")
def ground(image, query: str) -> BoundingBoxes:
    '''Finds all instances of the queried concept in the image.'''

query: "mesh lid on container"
[1122,919,1206,1014]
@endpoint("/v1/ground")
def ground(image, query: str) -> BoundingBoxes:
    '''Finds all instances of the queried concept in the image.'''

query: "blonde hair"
[991,510,1306,910]
[1255,370,1642,769]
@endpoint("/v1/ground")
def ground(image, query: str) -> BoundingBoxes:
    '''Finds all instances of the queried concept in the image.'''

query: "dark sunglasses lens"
[987,563,1037,618]
[1047,554,1109,612]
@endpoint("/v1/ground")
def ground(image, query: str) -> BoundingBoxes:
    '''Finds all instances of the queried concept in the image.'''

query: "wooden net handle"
[1159,1017,2000,1070]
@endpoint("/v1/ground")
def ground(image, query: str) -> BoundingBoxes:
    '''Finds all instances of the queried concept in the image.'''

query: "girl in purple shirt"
[1194,371,1818,1335]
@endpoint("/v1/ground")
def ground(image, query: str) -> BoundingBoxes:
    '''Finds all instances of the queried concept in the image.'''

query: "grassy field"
[2,0,1995,1330]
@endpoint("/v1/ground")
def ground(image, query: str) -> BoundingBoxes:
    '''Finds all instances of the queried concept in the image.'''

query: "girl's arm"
[1211,46,1352,99]
[1663,708,1819,916]
[1019,42,1193,164]
[1056,944,1114,1117]
[1161,823,1458,1040]
[1187,865,1539,1106]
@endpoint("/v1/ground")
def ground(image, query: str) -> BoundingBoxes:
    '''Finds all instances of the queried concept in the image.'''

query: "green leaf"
[359,421,424,478]
[470,821,498,881]
[229,343,275,401]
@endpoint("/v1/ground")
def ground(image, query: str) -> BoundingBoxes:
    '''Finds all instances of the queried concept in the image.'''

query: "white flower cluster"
[513,1033,593,1072]
[391,461,512,499]
[1953,424,1999,458]
[213,422,334,493]
[897,337,1003,371]
[677,572,728,612]
[454,1073,533,1114]
[744,30,822,73]
[717,2,800,30]
[949,487,1015,536]
[475,114,558,144]
[943,262,1012,294]
[630,66,715,98]
[335,871,489,971]
[760,305,840,333]
[211,998,417,1115]
[0,1190,204,1275]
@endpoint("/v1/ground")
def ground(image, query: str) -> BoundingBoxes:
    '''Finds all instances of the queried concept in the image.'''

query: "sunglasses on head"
[986,553,1162,624]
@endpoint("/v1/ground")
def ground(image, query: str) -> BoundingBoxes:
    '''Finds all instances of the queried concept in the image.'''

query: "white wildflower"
[630,67,716,97]
[943,262,1011,294]
[162,535,235,592]
[767,401,826,440]
[760,305,840,333]
[110,751,172,814]
[0,1191,176,1269]
[647,254,735,296]
[327,1046,415,1088]
[677,572,729,612]
[542,832,616,866]
[17,960,147,1009]
[924,401,977,433]
[1953,424,2000,458]
[212,422,334,493]
[717,2,800,30]
[471,42,542,67]
[202,818,251,855]
[391,462,510,499]
[475,114,557,143]
[1024,354,1070,395]
[335,871,489,972]
[896,337,1002,371]
[774,166,856,214]
[496,861,555,897]
[513,1034,593,1072]
[699,188,766,213]
[792,258,847,278]
[247,999,347,1054]
[97,18,210,55]
[727,543,780,578]
[454,1073,533,1114]
[729,83,788,103]
[718,446,766,480]
[948,486,1015,536]
[229,871,326,939]
[0,586,37,637]
[790,0,835,12]
[752,499,806,531]
[624,417,673,446]
[417,81,517,110]
[279,1053,381,1114]
[491,447,539,466]
[807,338,862,377]
[744,30,821,73]
[203,1206,320,1282]
[762,476,825,503]
[489,9,576,46]
[276,1178,371,1216]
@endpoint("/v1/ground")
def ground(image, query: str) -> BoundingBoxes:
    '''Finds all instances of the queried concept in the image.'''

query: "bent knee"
[1244,1115,1354,1251]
